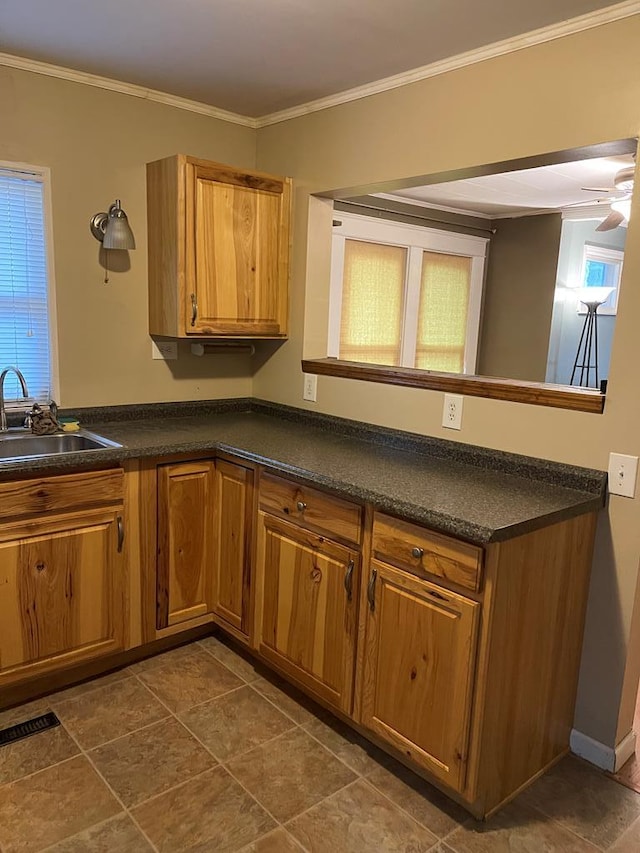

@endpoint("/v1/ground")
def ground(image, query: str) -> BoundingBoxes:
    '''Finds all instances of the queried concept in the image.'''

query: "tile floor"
[1,635,640,851]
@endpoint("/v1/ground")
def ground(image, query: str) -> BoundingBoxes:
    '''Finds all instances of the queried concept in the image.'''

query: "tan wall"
[0,67,257,406]
[478,213,563,381]
[254,17,640,749]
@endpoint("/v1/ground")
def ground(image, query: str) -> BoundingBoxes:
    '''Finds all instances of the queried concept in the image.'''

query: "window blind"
[415,252,471,373]
[339,239,406,366]
[0,169,51,403]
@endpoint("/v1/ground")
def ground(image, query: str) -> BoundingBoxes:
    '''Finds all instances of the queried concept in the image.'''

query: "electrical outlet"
[303,373,318,402]
[151,340,178,360]
[608,453,639,498]
[442,393,463,430]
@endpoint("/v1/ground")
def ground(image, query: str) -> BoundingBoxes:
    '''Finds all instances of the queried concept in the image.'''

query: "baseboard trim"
[570,727,636,772]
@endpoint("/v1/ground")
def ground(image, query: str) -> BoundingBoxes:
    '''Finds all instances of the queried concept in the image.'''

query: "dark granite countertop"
[0,399,607,545]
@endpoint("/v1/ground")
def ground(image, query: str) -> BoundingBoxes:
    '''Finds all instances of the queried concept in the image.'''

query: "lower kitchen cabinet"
[359,559,479,792]
[212,459,254,636]
[156,459,215,628]
[0,472,126,687]
[257,513,360,713]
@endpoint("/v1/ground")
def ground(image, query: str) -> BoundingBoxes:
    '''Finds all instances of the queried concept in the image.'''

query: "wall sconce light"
[90,199,136,250]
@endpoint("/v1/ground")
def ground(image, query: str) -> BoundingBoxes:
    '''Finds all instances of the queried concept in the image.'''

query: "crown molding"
[0,52,258,128]
[1,1,638,130]
[255,0,640,127]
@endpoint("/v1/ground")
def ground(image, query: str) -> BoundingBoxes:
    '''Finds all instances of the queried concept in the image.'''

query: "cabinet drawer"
[259,472,361,545]
[0,469,124,521]
[372,512,482,592]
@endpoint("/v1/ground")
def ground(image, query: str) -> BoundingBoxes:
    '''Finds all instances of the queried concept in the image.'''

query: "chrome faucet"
[0,366,30,432]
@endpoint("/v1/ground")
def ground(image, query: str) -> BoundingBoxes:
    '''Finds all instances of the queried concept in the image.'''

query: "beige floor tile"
[131,765,275,852]
[128,641,204,674]
[89,716,216,806]
[227,727,357,822]
[304,712,389,776]
[137,646,243,713]
[366,758,469,838]
[180,684,296,761]
[44,813,154,852]
[238,827,304,852]
[252,674,321,726]
[0,724,79,785]
[519,755,640,848]
[199,635,264,683]
[0,756,121,853]
[287,778,438,852]
[49,670,133,704]
[446,800,601,852]
[0,698,53,730]
[610,813,640,851]
[54,678,169,749]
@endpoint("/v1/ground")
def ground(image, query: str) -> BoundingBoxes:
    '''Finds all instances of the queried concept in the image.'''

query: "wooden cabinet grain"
[147,155,291,339]
[212,459,254,636]
[156,460,215,629]
[257,513,360,713]
[359,559,479,792]
[0,471,126,687]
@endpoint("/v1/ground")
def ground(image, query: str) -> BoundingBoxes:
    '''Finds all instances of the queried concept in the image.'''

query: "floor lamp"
[570,287,614,388]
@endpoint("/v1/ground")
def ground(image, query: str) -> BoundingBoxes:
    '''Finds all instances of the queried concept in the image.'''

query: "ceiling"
[0,0,628,117]
[373,155,636,219]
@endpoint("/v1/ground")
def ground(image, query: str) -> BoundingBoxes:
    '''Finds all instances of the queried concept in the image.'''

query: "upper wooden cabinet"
[147,155,291,338]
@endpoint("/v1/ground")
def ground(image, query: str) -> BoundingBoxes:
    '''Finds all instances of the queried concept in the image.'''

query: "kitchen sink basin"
[0,430,122,462]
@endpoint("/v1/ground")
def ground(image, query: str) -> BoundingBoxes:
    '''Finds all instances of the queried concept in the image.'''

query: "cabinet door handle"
[190,293,198,326]
[117,515,125,553]
[296,500,307,513]
[367,568,377,612]
[344,559,354,601]
[411,546,424,559]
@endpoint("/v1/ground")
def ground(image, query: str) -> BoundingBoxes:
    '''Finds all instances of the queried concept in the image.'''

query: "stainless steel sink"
[0,429,122,462]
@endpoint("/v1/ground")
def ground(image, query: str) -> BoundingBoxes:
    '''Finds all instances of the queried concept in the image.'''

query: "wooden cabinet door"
[360,560,479,792]
[186,161,290,337]
[0,509,125,684]
[213,460,254,635]
[157,460,215,629]
[258,514,359,713]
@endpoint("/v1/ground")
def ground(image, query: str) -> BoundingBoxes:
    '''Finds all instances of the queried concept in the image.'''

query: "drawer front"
[372,513,482,592]
[0,469,124,520]
[259,472,361,545]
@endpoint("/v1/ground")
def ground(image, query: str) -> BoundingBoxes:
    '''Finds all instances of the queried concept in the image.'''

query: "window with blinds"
[0,166,53,403]
[329,213,487,374]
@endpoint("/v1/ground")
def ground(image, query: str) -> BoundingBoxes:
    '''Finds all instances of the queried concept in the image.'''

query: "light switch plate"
[608,453,638,498]
[151,340,178,360]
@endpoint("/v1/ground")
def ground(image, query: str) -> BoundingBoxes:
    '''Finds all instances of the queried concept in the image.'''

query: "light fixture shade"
[102,200,136,250]
[576,286,615,307]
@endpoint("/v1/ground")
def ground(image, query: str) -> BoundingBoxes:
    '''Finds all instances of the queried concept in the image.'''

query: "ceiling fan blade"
[596,210,625,232]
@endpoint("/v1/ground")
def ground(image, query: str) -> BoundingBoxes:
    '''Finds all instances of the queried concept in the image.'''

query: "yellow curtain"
[339,239,406,365]
[416,252,471,373]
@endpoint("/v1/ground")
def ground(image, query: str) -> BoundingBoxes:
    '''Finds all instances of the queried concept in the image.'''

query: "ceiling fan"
[581,165,635,232]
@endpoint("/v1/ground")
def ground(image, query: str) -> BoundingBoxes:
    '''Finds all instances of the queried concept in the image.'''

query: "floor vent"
[0,712,61,747]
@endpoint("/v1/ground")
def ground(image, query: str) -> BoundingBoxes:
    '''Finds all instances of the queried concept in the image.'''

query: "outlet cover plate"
[443,393,463,430]
[303,373,318,402]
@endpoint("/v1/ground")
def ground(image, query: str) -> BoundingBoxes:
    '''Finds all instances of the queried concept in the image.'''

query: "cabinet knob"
[296,500,307,513]
[411,547,424,559]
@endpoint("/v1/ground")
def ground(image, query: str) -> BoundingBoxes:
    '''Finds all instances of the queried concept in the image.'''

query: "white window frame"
[0,160,59,405]
[329,211,488,374]
[578,243,624,316]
